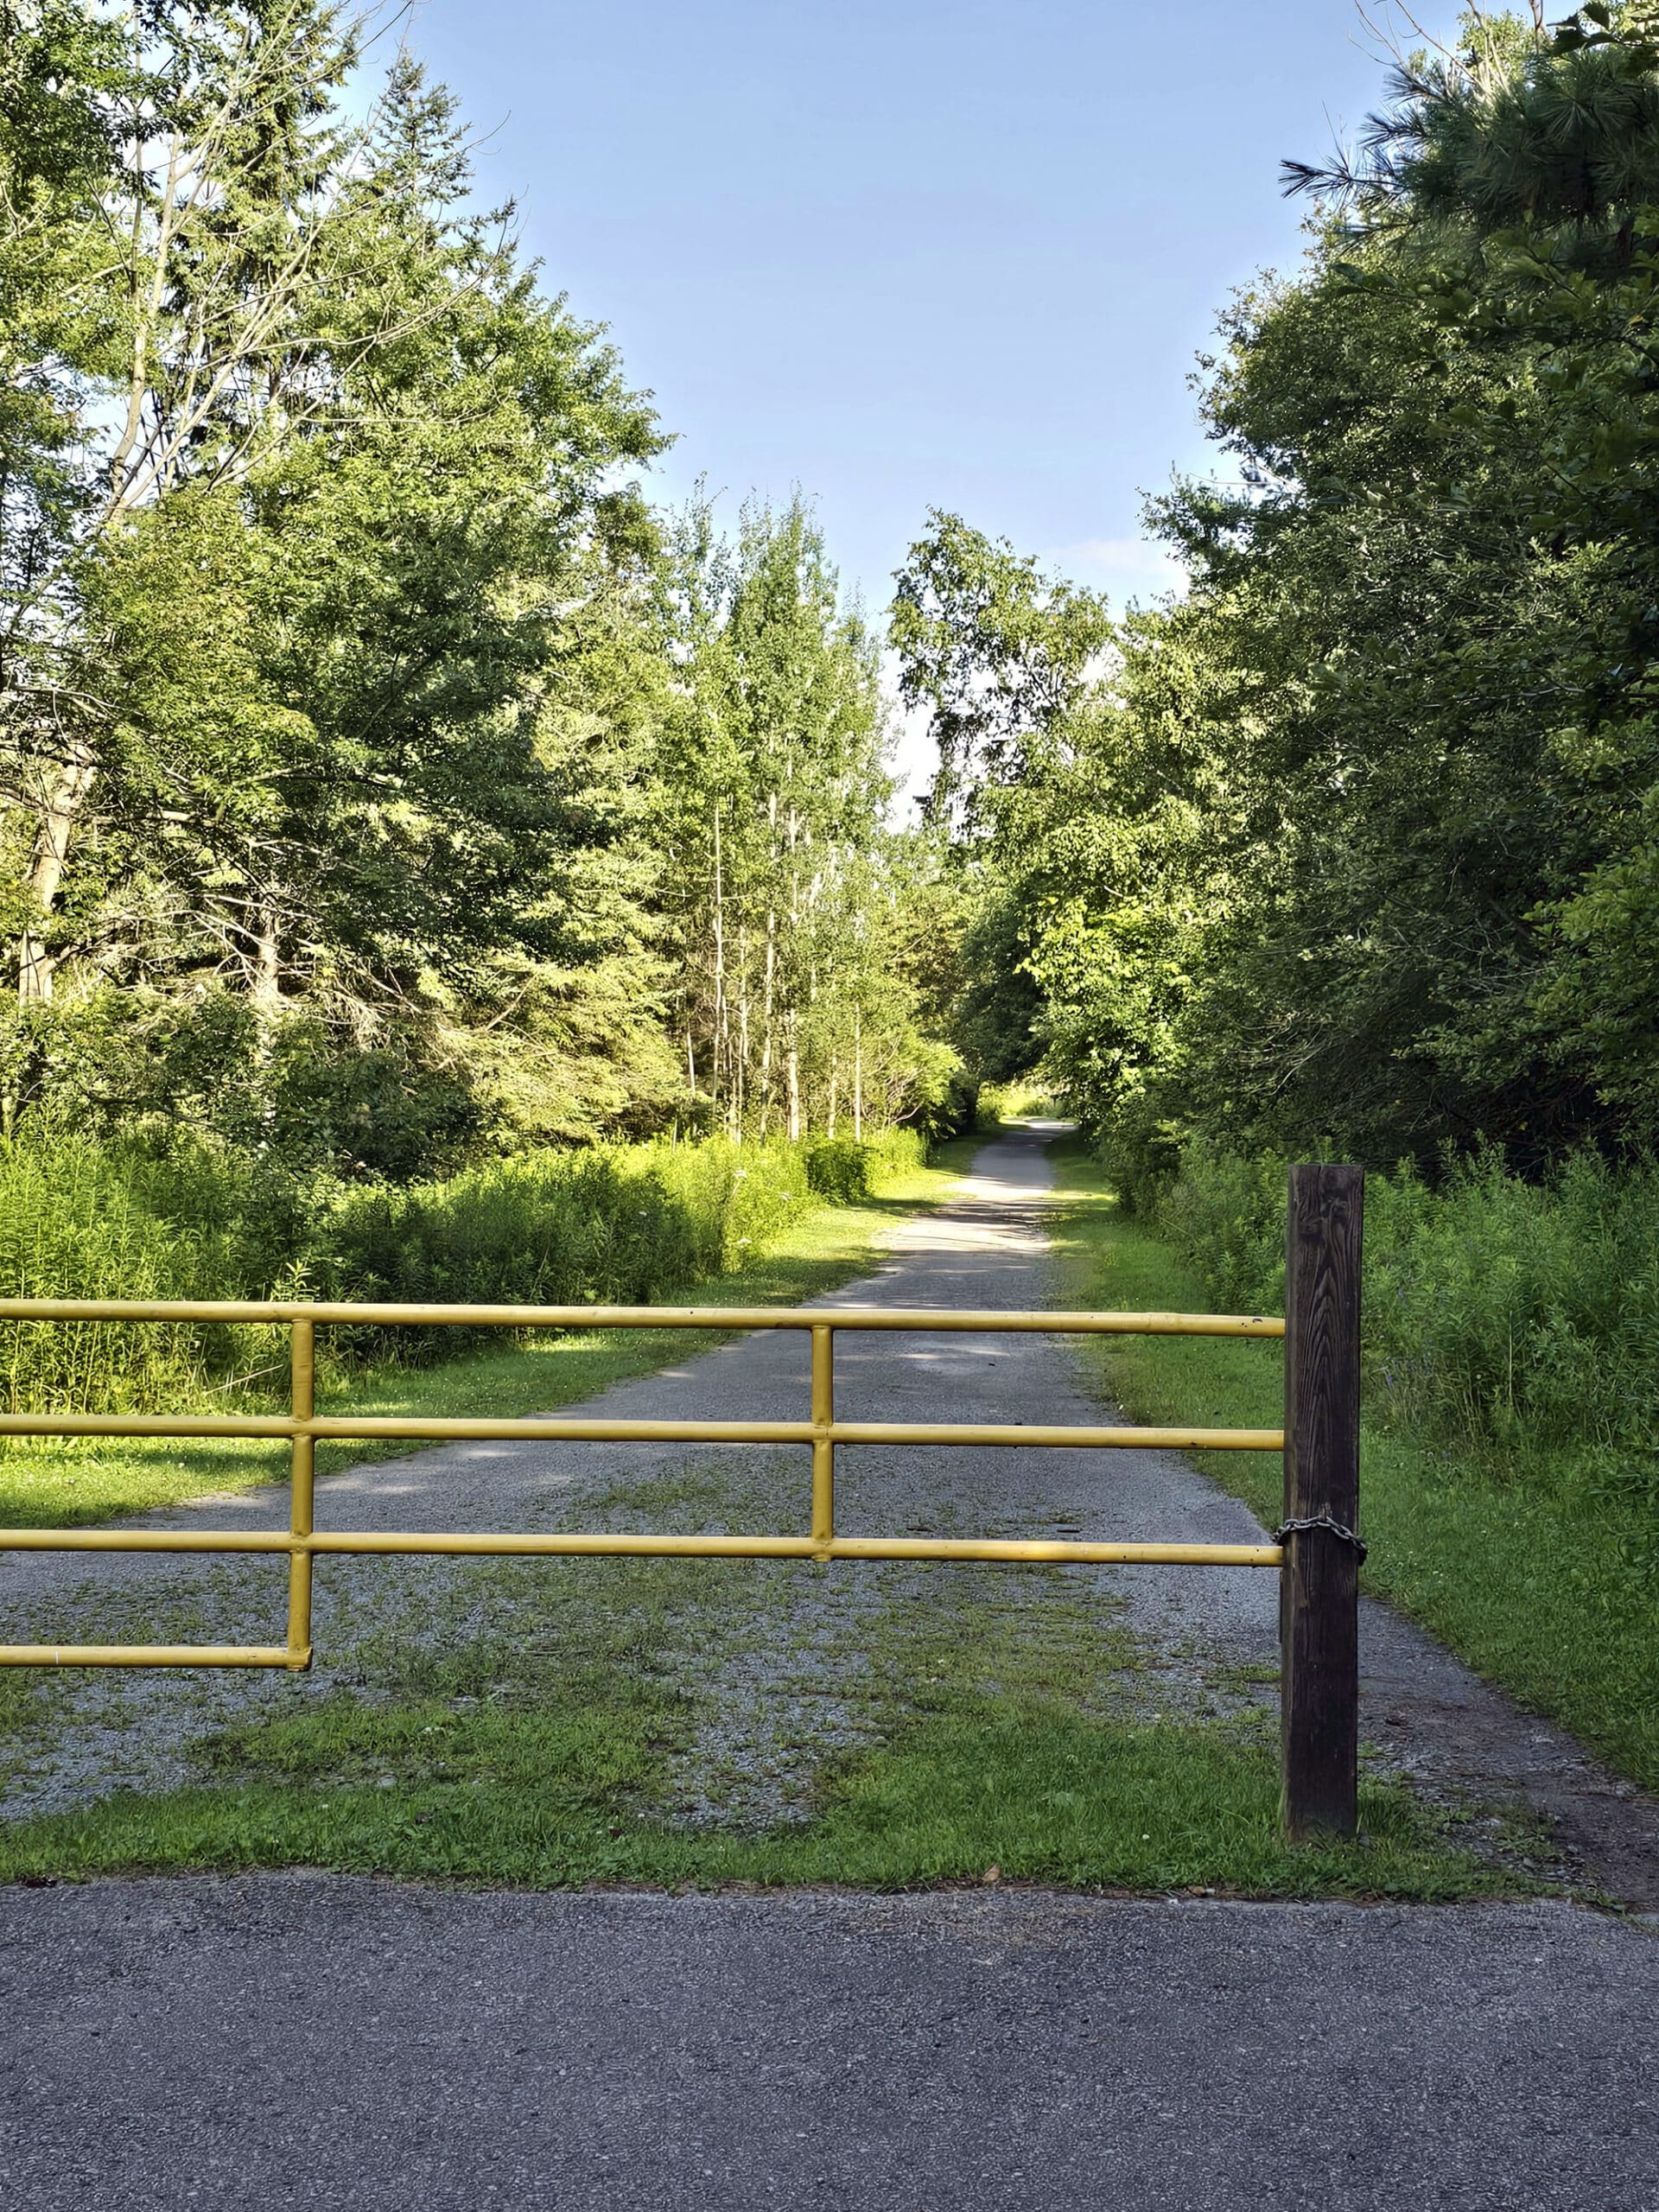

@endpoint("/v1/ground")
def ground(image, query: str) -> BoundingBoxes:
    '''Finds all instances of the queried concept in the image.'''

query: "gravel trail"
[3,1123,1659,1900]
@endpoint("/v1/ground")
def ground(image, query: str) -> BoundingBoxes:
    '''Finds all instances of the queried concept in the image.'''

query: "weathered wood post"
[1281,1162,1364,1840]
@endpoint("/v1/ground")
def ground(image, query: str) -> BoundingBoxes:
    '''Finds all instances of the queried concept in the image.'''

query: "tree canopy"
[0,2,954,1170]
[893,4,1659,1185]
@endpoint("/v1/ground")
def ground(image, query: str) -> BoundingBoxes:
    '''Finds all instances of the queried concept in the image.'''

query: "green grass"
[0,1126,1525,1897]
[0,1140,979,1532]
[1048,1138,1659,1797]
[0,1553,1504,1897]
[0,1707,1503,1898]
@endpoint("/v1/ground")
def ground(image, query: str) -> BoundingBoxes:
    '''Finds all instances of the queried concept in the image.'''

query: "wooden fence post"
[1281,1161,1364,1840]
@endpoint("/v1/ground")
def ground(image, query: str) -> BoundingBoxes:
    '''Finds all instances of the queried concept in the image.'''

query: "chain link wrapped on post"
[1274,1512,1367,1564]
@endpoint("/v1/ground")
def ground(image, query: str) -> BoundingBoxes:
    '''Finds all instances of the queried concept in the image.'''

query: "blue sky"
[408,0,1463,619]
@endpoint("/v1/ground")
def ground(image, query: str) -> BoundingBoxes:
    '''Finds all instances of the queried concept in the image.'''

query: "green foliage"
[1,12,959,1165]
[804,1128,929,1203]
[320,1138,815,1363]
[889,509,1111,824]
[1285,6,1659,245]
[0,988,487,1177]
[0,8,684,1158]
[915,11,1659,1173]
[886,513,1112,1092]
[658,492,950,1142]
[1135,1135,1659,1526]
[0,1127,306,1413]
[1144,1140,1288,1315]
[0,1120,945,1414]
[1054,1139,1659,1795]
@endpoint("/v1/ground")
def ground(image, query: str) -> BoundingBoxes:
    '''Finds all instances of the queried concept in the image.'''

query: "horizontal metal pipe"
[827,1536,1283,1567]
[829,1421,1284,1451]
[0,1299,1284,1336]
[0,1645,296,1668]
[0,1414,1281,1448]
[0,1414,296,1439]
[309,1415,816,1444]
[0,1528,295,1552]
[0,1414,817,1443]
[0,1527,1283,1567]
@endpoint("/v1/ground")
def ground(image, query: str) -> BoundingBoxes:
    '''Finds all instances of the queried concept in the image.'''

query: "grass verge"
[0,1140,978,1531]
[0,1706,1503,1899]
[1048,1137,1659,1797]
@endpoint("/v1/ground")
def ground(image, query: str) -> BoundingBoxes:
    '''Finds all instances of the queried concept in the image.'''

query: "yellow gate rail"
[0,1300,1286,1669]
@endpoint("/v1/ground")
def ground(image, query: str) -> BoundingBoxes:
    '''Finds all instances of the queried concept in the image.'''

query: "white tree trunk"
[18,745,97,1004]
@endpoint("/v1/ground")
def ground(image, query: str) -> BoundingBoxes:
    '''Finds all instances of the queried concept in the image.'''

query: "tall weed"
[0,1125,927,1413]
[1131,1135,1659,1512]
[0,1131,302,1413]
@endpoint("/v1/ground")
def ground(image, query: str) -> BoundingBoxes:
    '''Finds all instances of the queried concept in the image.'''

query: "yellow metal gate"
[0,1298,1285,1669]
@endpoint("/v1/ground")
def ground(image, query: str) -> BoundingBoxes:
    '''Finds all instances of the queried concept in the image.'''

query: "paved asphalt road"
[1,1878,1655,2211]
[3,1125,1657,2207]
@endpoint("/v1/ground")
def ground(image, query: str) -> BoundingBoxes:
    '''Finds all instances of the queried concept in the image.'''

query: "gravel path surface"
[2,1877,1656,2212]
[3,1122,1659,1899]
[0,1124,1280,1827]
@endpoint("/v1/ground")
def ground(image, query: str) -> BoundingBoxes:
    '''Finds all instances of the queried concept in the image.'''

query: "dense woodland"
[8,1,1659,1538]
[0,0,957,1175]
[900,4,1659,1185]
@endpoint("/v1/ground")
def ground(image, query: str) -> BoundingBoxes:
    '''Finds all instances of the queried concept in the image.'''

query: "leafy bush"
[1154,1139,1287,1313]
[804,1128,931,1203]
[0,990,488,1181]
[0,1129,306,1413]
[805,1137,880,1202]
[0,1122,933,1411]
[1124,1133,1659,1516]
[317,1137,814,1363]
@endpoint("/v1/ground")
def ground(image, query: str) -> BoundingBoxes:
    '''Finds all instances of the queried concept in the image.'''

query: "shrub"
[1116,1131,1659,1513]
[0,1129,302,1413]
[0,1122,931,1408]
[1154,1138,1287,1314]
[806,1138,878,1203]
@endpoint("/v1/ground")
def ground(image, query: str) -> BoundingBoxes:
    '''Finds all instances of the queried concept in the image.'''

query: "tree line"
[20,2,1659,1202]
[0,0,959,1179]
[896,3,1659,1192]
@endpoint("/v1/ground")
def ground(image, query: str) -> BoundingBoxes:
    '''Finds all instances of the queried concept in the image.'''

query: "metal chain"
[1274,1512,1368,1564]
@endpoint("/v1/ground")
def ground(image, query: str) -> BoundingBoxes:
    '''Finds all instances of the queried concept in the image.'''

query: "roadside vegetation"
[0,1126,957,1529]
[1051,1140,1659,1798]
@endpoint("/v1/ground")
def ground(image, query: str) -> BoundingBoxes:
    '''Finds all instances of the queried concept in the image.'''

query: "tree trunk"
[712,804,728,1117]
[251,902,282,1023]
[760,902,776,1141]
[735,924,750,1142]
[18,744,97,1005]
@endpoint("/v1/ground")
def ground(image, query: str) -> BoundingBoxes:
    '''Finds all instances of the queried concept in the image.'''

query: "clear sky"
[407,0,1462,616]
